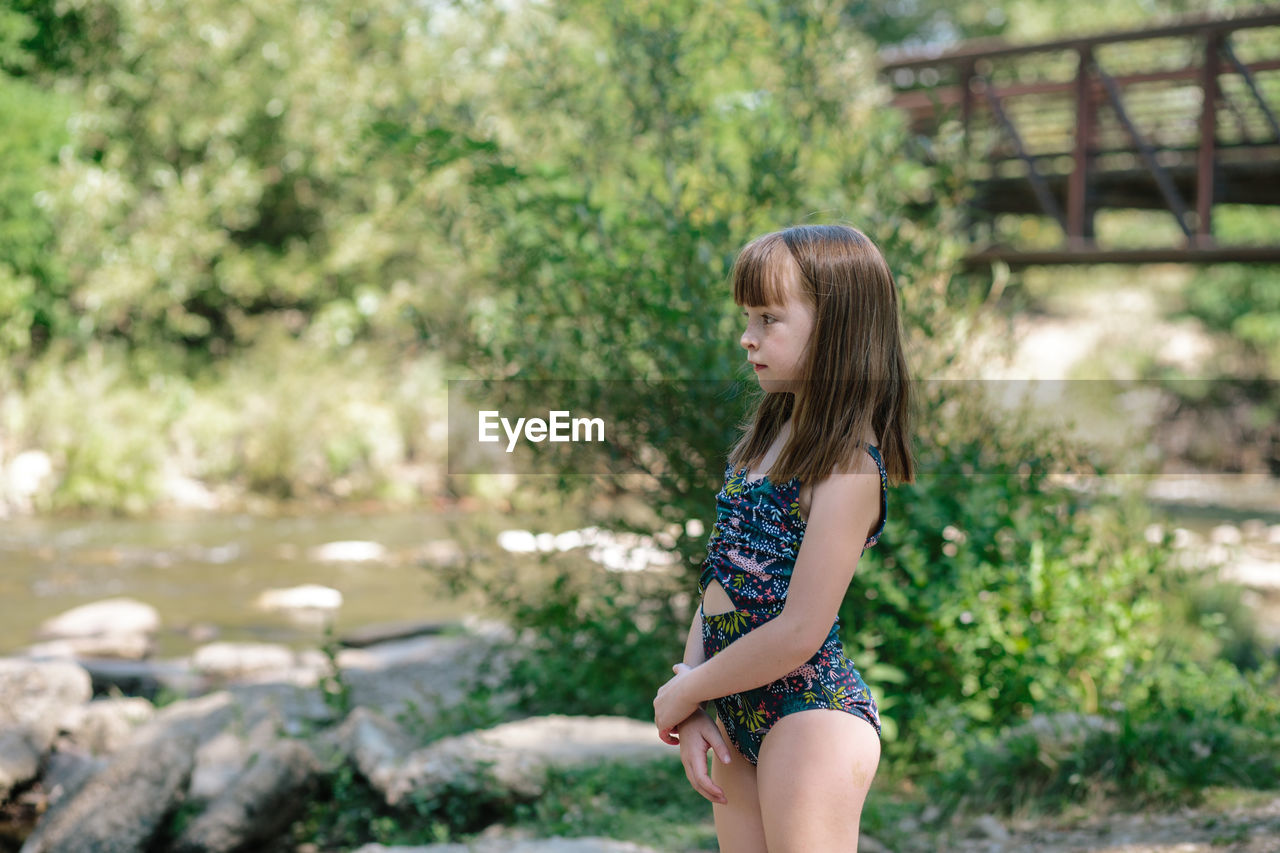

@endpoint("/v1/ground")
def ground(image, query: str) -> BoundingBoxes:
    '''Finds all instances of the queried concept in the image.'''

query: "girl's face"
[739,269,815,396]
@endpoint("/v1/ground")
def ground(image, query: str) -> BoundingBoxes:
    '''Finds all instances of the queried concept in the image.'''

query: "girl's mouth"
[753,363,766,372]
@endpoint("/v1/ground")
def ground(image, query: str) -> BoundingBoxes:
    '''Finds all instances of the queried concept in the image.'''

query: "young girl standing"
[653,224,914,852]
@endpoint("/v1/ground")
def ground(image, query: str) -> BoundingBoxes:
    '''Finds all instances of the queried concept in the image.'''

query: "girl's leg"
[754,709,881,853]
[709,715,768,853]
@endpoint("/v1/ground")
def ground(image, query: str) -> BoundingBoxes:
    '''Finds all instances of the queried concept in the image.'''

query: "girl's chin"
[756,380,794,394]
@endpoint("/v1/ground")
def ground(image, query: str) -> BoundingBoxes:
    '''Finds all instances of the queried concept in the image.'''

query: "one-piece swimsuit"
[697,444,887,765]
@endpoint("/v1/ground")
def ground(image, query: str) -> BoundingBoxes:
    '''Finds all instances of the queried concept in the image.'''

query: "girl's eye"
[762,315,776,325]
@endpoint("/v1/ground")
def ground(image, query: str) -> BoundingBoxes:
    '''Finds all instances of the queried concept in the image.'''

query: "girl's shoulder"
[799,443,887,541]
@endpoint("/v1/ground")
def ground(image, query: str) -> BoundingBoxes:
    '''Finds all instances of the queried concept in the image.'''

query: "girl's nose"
[740,329,756,350]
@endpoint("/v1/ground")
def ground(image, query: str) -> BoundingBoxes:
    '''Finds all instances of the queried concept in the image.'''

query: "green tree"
[0,7,72,361]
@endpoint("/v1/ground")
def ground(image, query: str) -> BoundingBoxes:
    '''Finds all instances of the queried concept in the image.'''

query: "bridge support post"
[960,59,977,245]
[1195,31,1221,248]
[1068,46,1096,249]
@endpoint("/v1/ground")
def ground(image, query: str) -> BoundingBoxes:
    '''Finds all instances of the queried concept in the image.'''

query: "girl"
[653,224,914,852]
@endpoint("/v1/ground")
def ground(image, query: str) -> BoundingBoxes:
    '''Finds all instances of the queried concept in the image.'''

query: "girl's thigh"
[709,715,768,853]
[755,709,881,853]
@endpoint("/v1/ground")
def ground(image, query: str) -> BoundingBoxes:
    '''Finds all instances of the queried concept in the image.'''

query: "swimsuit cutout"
[697,444,887,765]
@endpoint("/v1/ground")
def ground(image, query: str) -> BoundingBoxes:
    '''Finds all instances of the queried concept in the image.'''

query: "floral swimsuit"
[698,445,887,765]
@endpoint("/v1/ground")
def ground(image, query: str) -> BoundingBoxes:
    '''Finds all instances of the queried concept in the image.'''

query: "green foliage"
[846,383,1168,765]
[457,0,966,388]
[512,758,716,850]
[1178,264,1280,375]
[1,0,121,77]
[454,550,690,720]
[394,682,515,746]
[1,336,443,512]
[318,621,353,718]
[292,754,711,849]
[0,62,72,360]
[446,0,969,728]
[22,0,478,359]
[936,660,1280,813]
[292,760,500,848]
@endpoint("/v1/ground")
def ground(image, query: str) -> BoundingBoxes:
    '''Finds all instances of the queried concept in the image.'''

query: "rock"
[189,730,252,802]
[418,539,463,567]
[496,529,539,553]
[1000,712,1118,761]
[129,691,240,751]
[21,692,244,850]
[254,584,344,612]
[57,697,155,755]
[4,450,54,512]
[353,846,466,853]
[192,642,298,679]
[39,748,106,808]
[162,470,220,511]
[187,713,292,805]
[19,729,197,853]
[321,707,416,794]
[1241,518,1268,542]
[1220,553,1280,589]
[1210,523,1243,546]
[309,541,388,563]
[172,738,320,853]
[353,841,662,853]
[969,813,1010,841]
[0,659,92,749]
[379,715,674,805]
[339,619,453,648]
[70,656,207,701]
[20,633,154,661]
[37,598,160,640]
[0,728,42,802]
[334,629,514,722]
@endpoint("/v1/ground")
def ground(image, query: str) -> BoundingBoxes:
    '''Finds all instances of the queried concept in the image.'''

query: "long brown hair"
[727,224,915,486]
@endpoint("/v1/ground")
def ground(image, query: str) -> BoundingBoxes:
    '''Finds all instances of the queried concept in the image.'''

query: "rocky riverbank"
[0,598,677,853]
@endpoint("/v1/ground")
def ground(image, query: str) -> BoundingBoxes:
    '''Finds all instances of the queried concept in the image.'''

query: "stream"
[1,476,1276,660]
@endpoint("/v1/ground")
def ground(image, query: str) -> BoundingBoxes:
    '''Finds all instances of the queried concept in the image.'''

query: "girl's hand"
[657,663,697,743]
[673,710,732,804]
[654,662,702,737]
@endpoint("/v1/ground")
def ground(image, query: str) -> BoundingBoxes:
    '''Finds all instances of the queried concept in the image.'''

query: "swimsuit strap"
[864,444,888,547]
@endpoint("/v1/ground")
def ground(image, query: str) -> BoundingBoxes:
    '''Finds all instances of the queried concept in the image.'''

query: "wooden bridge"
[879,7,1280,268]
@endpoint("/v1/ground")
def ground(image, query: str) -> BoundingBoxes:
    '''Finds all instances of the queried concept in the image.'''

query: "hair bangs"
[732,233,799,307]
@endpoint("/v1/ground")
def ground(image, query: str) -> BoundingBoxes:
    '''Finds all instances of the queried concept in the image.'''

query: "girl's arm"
[655,462,882,729]
[683,606,708,712]
[683,605,707,668]
[658,606,711,743]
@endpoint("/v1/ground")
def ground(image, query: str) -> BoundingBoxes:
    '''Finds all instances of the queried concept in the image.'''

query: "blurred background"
[1,0,1279,850]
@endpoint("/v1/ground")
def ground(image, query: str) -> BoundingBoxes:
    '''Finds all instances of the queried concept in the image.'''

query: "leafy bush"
[1179,264,1280,373]
[846,382,1168,765]
[936,659,1280,813]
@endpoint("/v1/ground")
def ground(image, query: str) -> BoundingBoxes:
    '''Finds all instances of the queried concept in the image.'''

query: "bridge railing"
[880,8,1280,266]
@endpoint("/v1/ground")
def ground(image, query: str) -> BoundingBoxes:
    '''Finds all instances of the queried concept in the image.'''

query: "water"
[1,476,1276,660]
[0,508,496,658]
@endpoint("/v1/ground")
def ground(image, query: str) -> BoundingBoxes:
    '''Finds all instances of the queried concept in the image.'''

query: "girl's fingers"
[707,726,732,764]
[692,744,727,803]
[681,745,726,804]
